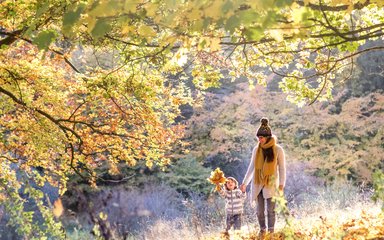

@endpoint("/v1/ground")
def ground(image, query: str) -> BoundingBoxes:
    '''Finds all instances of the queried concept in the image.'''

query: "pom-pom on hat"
[256,117,272,137]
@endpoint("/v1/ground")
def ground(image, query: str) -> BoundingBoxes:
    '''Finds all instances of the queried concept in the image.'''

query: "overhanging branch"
[296,0,370,11]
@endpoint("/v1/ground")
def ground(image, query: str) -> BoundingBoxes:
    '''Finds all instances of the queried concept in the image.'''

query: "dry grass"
[142,218,204,240]
[139,188,383,240]
[201,205,383,240]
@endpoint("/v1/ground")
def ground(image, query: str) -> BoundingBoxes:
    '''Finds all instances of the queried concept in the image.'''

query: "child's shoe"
[221,230,229,238]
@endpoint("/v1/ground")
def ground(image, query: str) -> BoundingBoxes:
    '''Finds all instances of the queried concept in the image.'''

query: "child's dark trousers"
[226,213,242,231]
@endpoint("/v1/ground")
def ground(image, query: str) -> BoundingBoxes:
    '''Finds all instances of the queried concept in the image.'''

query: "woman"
[240,117,286,236]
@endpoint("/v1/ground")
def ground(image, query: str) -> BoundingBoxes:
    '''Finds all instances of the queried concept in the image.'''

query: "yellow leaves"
[84,0,144,38]
[275,210,384,240]
[144,2,158,17]
[1,39,188,193]
[160,34,177,48]
[138,25,157,38]
[207,167,227,191]
[0,0,39,29]
[248,0,275,10]
[198,37,222,52]
[203,0,225,19]
[170,47,188,67]
[108,162,121,175]
[268,29,284,42]
[10,0,384,210]
[83,16,97,34]
[0,193,6,202]
[192,66,222,90]
[342,211,384,240]
[328,0,355,13]
[121,25,136,35]
[52,198,64,217]
[188,8,201,21]
[334,0,353,6]
[87,1,119,17]
[124,0,141,13]
[99,212,108,221]
[371,0,384,7]
[209,38,221,52]
[291,3,308,24]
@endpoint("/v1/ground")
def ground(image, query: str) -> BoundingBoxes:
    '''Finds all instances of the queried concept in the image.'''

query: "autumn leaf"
[207,167,227,191]
[52,198,64,217]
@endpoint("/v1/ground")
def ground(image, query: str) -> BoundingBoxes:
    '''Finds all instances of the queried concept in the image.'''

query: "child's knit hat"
[226,177,238,188]
[256,117,272,137]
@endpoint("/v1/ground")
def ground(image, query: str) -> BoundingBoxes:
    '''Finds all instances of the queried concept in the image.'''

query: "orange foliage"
[0,42,188,190]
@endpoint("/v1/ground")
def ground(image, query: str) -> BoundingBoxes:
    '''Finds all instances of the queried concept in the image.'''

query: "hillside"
[184,80,384,185]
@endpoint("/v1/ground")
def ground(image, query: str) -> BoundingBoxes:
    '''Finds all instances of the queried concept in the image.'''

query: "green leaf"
[262,10,277,28]
[91,19,111,40]
[35,1,50,18]
[202,17,211,30]
[225,15,240,33]
[33,30,56,50]
[346,41,359,52]
[238,9,259,26]
[191,19,204,32]
[275,0,294,8]
[244,27,263,41]
[222,0,234,13]
[62,3,86,35]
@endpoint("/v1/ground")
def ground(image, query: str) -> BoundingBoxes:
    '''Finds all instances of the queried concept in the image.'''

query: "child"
[217,177,246,234]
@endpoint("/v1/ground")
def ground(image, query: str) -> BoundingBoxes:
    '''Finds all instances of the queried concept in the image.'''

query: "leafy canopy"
[1,0,384,236]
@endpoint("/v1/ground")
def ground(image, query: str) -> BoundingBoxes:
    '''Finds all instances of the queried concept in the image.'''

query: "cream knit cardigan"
[242,143,286,205]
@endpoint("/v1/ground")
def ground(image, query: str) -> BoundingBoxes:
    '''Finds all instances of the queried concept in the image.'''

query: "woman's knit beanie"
[256,117,272,137]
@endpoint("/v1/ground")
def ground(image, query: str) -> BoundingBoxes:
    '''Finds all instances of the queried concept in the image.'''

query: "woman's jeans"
[226,213,242,231]
[257,191,276,232]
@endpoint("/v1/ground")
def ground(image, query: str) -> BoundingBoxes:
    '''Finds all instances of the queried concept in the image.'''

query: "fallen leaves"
[205,211,384,239]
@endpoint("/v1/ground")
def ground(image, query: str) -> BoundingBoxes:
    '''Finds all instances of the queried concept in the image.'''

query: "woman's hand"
[278,185,284,191]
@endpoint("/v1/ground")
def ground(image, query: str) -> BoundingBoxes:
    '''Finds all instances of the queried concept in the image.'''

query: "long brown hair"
[262,137,274,162]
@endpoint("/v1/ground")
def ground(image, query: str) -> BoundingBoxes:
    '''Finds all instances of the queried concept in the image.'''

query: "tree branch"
[308,49,332,105]
[296,0,370,11]
[0,29,23,47]
[0,85,83,145]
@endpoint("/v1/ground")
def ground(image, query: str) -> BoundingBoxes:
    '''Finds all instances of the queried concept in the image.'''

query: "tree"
[159,156,213,196]
[1,0,384,236]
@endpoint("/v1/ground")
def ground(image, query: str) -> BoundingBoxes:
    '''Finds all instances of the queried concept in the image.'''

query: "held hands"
[240,184,246,193]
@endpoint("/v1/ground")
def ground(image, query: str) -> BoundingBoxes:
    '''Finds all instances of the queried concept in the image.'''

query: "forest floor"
[203,205,384,240]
